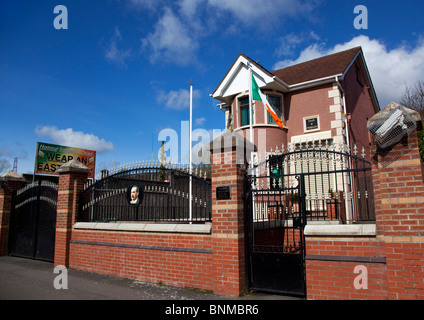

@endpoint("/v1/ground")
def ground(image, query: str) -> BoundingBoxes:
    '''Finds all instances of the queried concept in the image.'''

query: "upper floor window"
[267,95,283,125]
[239,97,250,127]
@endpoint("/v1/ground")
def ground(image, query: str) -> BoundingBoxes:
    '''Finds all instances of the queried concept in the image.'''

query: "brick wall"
[372,129,424,300]
[306,237,388,300]
[305,125,424,300]
[385,241,424,299]
[51,139,249,297]
[68,229,214,290]
[371,131,424,237]
[0,178,25,256]
[55,169,88,267]
[211,148,247,296]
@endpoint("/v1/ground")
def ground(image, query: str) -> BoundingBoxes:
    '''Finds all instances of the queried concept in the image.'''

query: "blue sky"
[1,0,424,176]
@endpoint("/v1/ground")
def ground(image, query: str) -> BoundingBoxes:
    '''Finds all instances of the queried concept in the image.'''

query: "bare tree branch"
[400,79,424,118]
[0,159,11,175]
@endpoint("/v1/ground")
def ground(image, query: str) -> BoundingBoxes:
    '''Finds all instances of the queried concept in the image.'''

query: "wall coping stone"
[205,130,256,153]
[304,223,376,237]
[56,159,91,174]
[0,170,25,182]
[74,222,212,234]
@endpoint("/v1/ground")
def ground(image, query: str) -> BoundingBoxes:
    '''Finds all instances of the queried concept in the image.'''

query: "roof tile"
[272,47,361,85]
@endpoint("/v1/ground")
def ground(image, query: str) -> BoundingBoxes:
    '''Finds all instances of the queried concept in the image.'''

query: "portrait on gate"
[127,184,143,206]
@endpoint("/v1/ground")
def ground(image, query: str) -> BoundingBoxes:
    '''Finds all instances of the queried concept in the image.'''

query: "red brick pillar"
[209,131,254,296]
[54,160,90,267]
[371,121,424,299]
[0,171,25,256]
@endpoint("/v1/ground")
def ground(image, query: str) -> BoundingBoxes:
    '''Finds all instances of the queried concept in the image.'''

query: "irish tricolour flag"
[251,74,284,129]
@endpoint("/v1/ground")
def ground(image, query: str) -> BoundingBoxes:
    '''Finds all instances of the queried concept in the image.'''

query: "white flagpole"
[248,63,254,167]
[248,63,254,148]
[248,63,256,227]
[189,79,193,224]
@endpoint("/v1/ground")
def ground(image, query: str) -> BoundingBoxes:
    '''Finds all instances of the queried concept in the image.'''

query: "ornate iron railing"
[77,162,211,223]
[246,141,375,223]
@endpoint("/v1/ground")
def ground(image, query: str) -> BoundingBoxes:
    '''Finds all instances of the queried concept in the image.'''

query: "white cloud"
[35,126,114,153]
[273,42,327,69]
[157,88,201,110]
[127,0,164,11]
[273,35,424,107]
[179,0,202,18]
[138,0,319,66]
[0,145,11,156]
[141,7,199,66]
[104,27,131,66]
[195,117,206,126]
[274,31,321,58]
[207,0,318,27]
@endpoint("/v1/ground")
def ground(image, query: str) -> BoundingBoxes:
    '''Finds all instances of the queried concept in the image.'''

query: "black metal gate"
[78,163,211,223]
[244,142,375,296]
[244,168,307,297]
[8,181,58,262]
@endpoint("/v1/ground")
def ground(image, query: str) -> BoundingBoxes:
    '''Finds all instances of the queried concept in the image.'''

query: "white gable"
[212,55,286,104]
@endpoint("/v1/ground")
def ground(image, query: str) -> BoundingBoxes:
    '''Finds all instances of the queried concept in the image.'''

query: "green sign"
[35,142,96,178]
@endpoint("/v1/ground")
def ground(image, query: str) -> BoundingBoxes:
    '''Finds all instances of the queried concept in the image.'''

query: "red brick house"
[212,47,380,160]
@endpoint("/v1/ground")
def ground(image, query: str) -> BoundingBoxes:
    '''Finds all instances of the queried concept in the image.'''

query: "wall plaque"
[305,117,319,131]
[216,186,231,200]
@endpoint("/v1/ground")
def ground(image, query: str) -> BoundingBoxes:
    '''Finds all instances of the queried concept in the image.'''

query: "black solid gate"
[8,181,58,262]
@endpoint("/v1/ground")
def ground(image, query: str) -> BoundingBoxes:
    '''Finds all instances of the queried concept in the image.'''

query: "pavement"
[0,255,302,301]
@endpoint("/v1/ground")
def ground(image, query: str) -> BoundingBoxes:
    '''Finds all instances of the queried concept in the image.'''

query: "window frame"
[239,96,251,127]
[266,94,283,125]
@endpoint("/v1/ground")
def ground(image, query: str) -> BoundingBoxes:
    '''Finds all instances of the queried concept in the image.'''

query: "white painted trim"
[234,123,289,132]
[213,55,276,99]
[288,74,343,91]
[290,130,333,144]
[341,50,361,80]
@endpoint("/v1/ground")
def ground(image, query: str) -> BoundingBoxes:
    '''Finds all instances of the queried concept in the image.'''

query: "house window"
[239,97,250,126]
[267,95,283,125]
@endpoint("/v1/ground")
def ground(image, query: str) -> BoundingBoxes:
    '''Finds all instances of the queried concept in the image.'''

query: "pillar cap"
[56,159,91,174]
[205,130,256,153]
[0,170,25,182]
[368,102,421,126]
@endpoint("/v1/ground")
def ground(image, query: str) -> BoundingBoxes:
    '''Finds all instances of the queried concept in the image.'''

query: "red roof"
[272,47,362,85]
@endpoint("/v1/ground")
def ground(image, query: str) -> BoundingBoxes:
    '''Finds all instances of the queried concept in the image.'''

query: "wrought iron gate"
[244,169,307,296]
[78,163,211,223]
[8,181,58,262]
[244,142,375,296]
